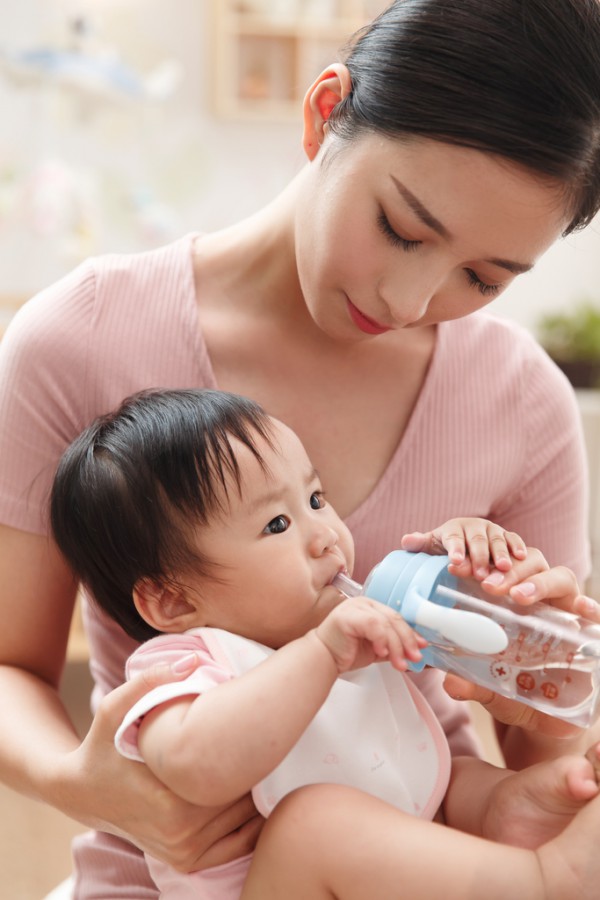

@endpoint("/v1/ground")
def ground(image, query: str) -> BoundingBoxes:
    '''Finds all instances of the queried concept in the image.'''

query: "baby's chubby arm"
[136,600,425,809]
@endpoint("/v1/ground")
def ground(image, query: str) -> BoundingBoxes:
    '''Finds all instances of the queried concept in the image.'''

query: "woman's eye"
[465,269,501,297]
[264,515,289,535]
[310,491,325,510]
[377,210,421,252]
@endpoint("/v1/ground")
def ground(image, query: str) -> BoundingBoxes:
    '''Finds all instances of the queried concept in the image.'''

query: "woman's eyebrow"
[484,256,533,275]
[390,175,534,274]
[390,175,451,238]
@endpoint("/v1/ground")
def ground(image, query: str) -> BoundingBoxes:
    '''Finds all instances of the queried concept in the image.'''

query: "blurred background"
[0,2,599,896]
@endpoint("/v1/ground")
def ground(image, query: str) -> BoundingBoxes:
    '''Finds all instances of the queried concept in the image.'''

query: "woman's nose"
[381,267,447,325]
[308,523,339,557]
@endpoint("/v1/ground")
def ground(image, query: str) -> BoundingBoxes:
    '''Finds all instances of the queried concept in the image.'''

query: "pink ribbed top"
[0,234,590,897]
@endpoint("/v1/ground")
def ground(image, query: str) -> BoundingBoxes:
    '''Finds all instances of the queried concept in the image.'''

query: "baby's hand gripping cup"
[334,551,600,727]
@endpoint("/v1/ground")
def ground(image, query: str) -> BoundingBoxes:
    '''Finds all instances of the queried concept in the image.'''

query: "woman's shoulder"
[5,233,198,347]
[443,310,537,351]
[91,232,198,294]
[435,312,578,433]
[440,311,565,381]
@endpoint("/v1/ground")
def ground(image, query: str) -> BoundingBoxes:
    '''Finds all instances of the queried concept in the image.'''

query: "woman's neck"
[193,166,309,321]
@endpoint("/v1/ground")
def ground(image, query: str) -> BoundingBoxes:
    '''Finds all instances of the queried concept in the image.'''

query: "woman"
[0,0,599,896]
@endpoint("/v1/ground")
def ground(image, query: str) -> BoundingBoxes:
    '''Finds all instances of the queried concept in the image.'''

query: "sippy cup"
[333,551,600,727]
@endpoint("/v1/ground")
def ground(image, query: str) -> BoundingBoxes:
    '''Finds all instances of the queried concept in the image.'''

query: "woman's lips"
[346,298,392,335]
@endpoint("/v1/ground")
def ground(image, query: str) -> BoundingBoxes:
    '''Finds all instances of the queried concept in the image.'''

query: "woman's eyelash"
[377,209,501,297]
[377,211,421,252]
[465,269,501,297]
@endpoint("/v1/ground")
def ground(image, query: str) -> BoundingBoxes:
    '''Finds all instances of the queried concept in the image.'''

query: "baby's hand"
[401,517,527,580]
[315,597,427,674]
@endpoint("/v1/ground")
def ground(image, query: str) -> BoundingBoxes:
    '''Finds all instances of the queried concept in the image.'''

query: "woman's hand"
[403,519,600,746]
[480,555,600,623]
[56,655,264,872]
[443,557,600,750]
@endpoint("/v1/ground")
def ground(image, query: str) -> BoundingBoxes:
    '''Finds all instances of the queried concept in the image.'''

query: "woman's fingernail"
[512,582,536,598]
[171,652,199,674]
[482,570,505,587]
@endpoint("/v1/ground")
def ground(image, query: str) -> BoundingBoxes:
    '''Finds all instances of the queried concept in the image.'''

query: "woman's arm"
[0,525,263,871]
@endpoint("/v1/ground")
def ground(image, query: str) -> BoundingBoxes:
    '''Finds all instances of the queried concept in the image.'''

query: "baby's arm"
[136,599,425,808]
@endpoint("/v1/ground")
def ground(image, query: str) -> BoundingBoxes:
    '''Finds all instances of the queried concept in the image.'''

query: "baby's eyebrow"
[253,467,321,509]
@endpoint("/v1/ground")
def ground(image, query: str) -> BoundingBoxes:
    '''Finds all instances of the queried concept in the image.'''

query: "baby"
[50,388,600,899]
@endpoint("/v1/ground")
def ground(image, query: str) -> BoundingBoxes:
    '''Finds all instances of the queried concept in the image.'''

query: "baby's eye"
[264,515,290,535]
[310,491,325,510]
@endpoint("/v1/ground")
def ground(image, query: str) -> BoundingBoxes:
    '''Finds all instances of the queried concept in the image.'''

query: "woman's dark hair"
[329,0,600,234]
[50,389,274,642]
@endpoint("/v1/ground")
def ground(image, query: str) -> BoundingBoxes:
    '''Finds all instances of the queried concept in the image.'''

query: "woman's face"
[294,133,570,338]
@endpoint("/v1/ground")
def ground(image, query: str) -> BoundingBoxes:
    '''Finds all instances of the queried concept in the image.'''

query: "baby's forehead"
[265,416,308,456]
[234,417,314,483]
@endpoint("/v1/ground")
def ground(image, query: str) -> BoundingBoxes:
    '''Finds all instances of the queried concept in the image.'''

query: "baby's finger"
[401,530,445,556]
[361,600,425,665]
[487,526,519,573]
[503,530,527,561]
[414,518,470,567]
[380,609,427,668]
[461,521,494,578]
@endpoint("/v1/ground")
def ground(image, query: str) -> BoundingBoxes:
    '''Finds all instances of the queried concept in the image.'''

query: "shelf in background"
[212,1,390,121]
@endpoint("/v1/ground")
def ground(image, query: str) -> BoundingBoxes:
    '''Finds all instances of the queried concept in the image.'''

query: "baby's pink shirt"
[115,629,451,899]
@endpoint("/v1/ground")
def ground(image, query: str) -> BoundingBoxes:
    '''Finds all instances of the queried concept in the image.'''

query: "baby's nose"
[309,524,339,557]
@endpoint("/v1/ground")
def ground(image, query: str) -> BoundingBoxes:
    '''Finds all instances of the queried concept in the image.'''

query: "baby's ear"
[133,577,199,633]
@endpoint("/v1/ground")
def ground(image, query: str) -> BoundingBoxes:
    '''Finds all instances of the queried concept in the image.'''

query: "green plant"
[538,301,600,362]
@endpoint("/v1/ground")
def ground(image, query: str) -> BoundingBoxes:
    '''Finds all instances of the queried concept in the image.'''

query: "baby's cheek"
[341,527,355,567]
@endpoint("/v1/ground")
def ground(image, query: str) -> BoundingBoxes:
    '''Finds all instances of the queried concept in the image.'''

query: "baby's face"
[184,418,354,648]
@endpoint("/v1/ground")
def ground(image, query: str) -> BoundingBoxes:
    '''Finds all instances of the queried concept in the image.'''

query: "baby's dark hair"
[330,0,600,234]
[50,389,274,642]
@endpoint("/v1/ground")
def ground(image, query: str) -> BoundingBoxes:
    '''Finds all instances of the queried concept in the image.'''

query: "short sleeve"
[115,633,233,761]
[0,262,97,533]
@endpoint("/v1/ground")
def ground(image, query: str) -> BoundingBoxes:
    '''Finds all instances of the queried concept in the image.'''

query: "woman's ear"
[302,63,352,160]
[133,578,201,633]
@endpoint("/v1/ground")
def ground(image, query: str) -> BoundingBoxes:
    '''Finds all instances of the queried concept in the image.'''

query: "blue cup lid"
[364,551,452,619]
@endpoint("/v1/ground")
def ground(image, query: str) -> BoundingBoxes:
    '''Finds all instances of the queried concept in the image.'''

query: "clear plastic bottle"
[334,550,600,727]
